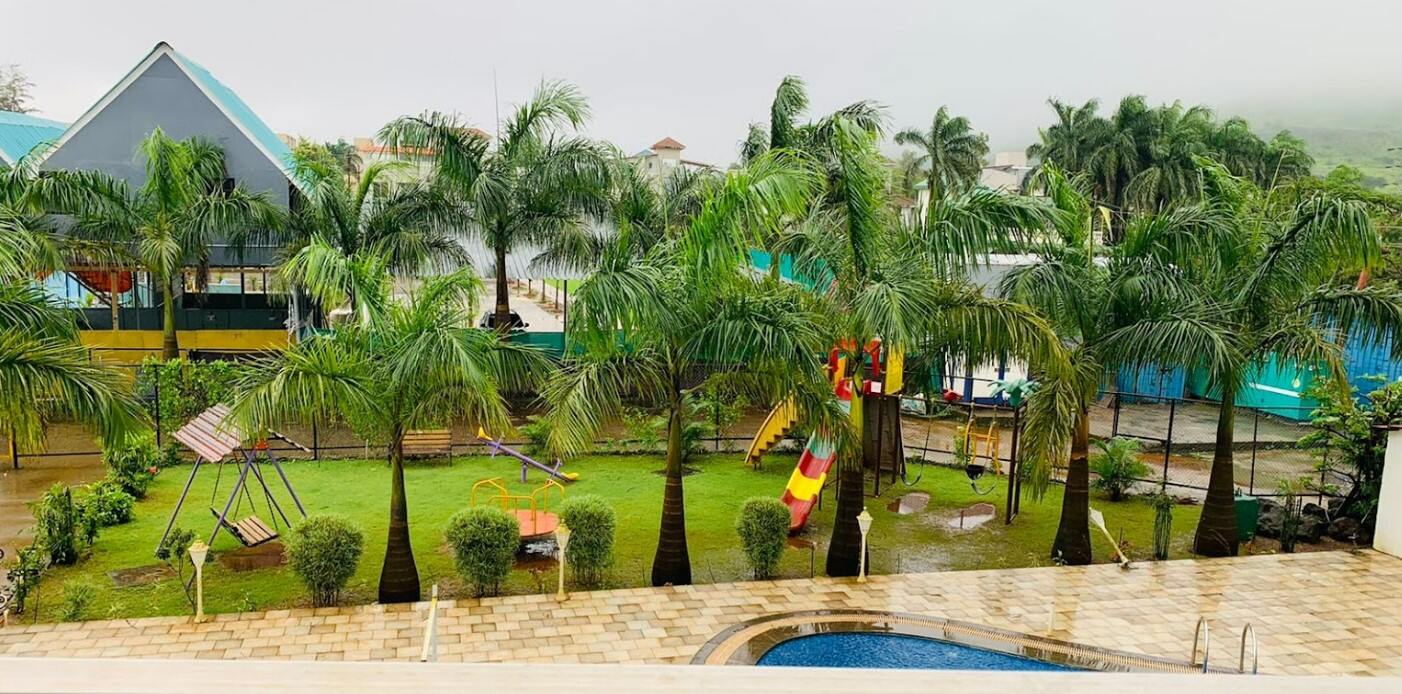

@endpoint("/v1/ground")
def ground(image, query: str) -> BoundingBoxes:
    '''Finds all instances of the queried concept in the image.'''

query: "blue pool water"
[757,632,1081,671]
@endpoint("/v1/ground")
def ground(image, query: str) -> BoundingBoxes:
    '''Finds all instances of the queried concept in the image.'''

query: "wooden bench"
[209,509,279,547]
[402,429,454,459]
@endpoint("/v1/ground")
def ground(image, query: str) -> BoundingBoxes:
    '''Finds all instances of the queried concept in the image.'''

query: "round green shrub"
[1089,437,1150,501]
[736,497,791,579]
[82,479,135,527]
[286,514,365,607]
[559,495,616,589]
[445,507,519,596]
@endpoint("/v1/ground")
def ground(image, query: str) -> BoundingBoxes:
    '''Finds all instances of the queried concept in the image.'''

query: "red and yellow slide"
[780,377,854,533]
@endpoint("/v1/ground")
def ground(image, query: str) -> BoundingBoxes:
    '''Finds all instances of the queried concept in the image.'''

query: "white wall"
[1377,429,1402,557]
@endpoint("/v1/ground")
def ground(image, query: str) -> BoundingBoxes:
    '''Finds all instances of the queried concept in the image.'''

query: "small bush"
[102,435,160,499]
[445,507,519,597]
[3,544,49,615]
[155,527,198,611]
[32,484,93,565]
[1090,437,1150,501]
[1151,493,1175,560]
[735,497,791,579]
[81,479,135,527]
[286,515,365,607]
[559,495,616,589]
[58,582,96,622]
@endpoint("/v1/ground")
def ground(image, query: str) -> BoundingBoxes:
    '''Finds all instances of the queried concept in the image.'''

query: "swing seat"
[210,509,279,547]
[965,464,987,481]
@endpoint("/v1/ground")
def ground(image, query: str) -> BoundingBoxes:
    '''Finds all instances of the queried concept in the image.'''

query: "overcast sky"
[7,1,1400,166]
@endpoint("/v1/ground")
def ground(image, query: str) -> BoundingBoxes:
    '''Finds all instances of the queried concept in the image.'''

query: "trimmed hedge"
[445,507,519,597]
[736,497,790,579]
[286,515,365,607]
[559,495,616,589]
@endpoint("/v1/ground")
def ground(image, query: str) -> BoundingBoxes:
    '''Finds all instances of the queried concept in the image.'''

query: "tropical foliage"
[1026,97,1313,234]
[380,81,611,332]
[227,266,549,602]
[1001,165,1234,563]
[68,129,284,358]
[1166,160,1402,556]
[540,149,844,586]
[895,106,990,201]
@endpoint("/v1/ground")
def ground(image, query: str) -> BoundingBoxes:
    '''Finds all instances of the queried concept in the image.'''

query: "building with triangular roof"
[31,43,308,360]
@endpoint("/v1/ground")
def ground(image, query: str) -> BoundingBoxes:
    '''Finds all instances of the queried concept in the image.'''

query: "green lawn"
[36,452,1202,622]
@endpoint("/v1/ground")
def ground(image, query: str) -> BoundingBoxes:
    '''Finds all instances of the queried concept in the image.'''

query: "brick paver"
[4,551,1401,676]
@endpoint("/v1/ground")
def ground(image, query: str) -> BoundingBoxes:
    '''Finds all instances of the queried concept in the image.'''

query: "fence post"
[1112,393,1122,437]
[1005,406,1021,525]
[8,427,17,470]
[312,415,320,461]
[1249,410,1260,495]
[1162,397,1177,493]
[152,374,162,449]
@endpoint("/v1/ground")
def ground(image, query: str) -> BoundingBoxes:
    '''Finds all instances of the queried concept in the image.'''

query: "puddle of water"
[943,502,997,530]
[887,491,931,515]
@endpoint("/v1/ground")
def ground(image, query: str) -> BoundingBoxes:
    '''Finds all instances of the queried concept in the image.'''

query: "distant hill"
[1276,124,1402,193]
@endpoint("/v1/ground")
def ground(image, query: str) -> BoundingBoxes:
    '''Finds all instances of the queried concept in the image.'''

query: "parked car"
[478,310,529,331]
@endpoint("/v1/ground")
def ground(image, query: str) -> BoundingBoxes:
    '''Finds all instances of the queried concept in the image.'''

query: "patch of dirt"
[217,542,286,571]
[108,564,175,588]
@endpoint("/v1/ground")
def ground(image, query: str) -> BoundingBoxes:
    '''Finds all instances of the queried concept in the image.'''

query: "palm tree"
[278,149,467,324]
[739,75,884,165]
[1173,159,1402,557]
[1000,166,1236,563]
[379,81,612,333]
[1026,98,1106,178]
[70,129,284,359]
[895,106,989,202]
[228,267,549,602]
[774,118,1069,574]
[540,150,840,586]
[1,149,147,450]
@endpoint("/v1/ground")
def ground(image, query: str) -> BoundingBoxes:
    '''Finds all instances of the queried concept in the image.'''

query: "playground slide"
[780,378,854,533]
[476,428,579,483]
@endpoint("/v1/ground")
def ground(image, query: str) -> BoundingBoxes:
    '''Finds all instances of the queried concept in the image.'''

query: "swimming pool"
[757,632,1080,671]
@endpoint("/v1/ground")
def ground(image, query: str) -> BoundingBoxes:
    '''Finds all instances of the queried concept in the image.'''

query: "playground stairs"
[747,399,797,469]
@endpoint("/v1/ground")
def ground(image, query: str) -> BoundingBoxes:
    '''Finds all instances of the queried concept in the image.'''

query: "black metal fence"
[5,369,1343,504]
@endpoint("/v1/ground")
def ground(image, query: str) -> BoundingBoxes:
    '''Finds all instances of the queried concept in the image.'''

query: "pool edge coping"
[691,609,1239,674]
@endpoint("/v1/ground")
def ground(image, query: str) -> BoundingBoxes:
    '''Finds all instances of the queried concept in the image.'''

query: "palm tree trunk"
[1051,409,1093,564]
[1194,389,1240,557]
[494,243,511,336]
[378,429,421,603]
[160,277,179,360]
[651,397,692,586]
[825,451,866,577]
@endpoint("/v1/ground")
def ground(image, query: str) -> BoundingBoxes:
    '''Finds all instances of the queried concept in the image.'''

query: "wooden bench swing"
[157,404,308,554]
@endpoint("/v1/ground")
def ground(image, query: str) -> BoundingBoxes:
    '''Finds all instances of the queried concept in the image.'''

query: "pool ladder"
[1189,617,1259,674]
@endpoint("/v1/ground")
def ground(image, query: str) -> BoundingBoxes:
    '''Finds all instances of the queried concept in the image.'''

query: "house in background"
[0,110,68,166]
[28,42,308,361]
[627,137,716,180]
[911,151,1034,217]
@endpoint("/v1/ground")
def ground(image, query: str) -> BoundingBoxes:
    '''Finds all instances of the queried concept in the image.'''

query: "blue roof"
[0,110,68,165]
[167,50,311,192]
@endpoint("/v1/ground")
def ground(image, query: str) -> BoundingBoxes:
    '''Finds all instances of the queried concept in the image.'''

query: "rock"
[1258,498,1279,516]
[1327,498,1344,517]
[1257,507,1284,538]
[1299,515,1327,544]
[1302,502,1328,520]
[1329,517,1361,543]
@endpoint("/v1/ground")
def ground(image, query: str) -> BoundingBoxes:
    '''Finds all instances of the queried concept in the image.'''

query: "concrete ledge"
[0,657,1391,694]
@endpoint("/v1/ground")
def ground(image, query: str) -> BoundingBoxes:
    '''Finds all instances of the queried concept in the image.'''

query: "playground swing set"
[157,405,307,555]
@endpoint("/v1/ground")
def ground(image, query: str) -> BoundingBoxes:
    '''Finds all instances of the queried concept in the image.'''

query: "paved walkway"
[4,551,1401,676]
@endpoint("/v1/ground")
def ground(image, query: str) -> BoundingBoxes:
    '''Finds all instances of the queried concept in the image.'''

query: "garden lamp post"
[857,507,873,583]
[188,540,209,622]
[555,523,571,602]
